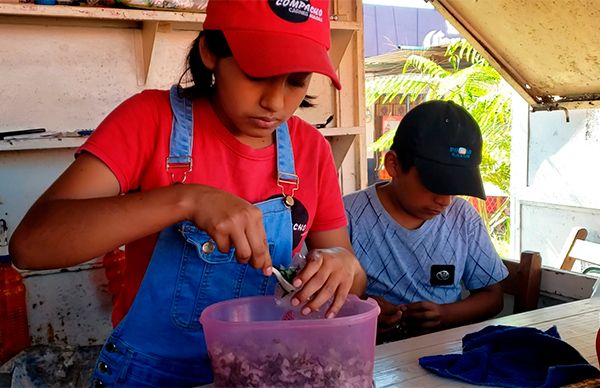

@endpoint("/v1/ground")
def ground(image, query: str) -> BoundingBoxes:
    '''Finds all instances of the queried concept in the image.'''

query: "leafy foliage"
[471,197,511,258]
[277,266,298,283]
[367,40,513,253]
[366,39,513,193]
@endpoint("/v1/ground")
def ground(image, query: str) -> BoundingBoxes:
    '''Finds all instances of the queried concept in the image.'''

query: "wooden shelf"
[319,126,362,137]
[0,3,206,84]
[320,127,363,169]
[0,3,206,23]
[330,20,360,31]
[0,3,358,29]
[0,128,362,152]
[0,1,365,187]
[0,3,359,84]
[0,137,86,151]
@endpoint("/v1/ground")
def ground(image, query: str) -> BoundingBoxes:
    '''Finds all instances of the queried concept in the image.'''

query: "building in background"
[363,0,462,185]
[363,0,460,58]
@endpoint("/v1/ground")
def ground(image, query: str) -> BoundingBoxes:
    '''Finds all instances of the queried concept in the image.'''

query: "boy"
[344,100,507,343]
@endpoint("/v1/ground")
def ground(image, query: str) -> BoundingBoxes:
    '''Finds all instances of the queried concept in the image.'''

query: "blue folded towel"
[419,325,600,387]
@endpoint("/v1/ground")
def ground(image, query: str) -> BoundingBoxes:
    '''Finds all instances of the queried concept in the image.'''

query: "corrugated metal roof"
[365,45,458,76]
[432,0,600,109]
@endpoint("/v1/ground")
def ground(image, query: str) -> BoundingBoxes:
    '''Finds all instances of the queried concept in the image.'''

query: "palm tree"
[366,39,512,193]
[366,40,513,255]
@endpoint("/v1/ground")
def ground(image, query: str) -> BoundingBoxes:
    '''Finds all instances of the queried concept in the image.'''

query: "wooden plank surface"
[0,137,85,151]
[0,3,206,22]
[0,4,359,30]
[374,298,600,387]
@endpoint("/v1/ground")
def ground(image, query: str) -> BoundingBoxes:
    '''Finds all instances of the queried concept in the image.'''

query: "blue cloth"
[419,325,600,387]
[90,86,295,387]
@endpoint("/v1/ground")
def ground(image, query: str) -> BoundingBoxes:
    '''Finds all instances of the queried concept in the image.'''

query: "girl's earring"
[210,74,215,87]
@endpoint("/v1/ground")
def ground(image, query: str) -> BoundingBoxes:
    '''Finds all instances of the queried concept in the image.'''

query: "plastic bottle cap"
[0,243,8,258]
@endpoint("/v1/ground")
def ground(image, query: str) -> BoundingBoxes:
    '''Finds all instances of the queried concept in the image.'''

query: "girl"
[10,0,366,386]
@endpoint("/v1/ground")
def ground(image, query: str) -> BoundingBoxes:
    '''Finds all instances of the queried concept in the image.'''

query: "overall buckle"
[166,156,193,184]
[277,172,299,207]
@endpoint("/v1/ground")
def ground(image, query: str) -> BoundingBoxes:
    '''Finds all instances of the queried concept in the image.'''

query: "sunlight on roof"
[363,0,434,9]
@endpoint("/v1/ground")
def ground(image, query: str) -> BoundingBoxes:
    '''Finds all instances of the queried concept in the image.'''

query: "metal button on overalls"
[98,362,110,374]
[201,241,215,254]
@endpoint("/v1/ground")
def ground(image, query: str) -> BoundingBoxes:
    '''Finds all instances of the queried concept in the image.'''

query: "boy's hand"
[289,247,360,319]
[399,301,445,335]
[369,295,403,332]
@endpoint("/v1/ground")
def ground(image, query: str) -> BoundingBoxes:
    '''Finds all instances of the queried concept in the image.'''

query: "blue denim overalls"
[90,86,296,387]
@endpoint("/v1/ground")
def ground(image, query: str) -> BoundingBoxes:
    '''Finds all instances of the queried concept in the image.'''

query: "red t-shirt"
[80,90,347,325]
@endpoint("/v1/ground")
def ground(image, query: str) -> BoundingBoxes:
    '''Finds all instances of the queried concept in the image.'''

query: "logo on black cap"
[268,0,323,23]
[449,146,472,159]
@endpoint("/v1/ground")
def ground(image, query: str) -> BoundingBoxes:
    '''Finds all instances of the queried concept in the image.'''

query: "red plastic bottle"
[103,247,126,305]
[596,327,600,367]
[0,253,31,363]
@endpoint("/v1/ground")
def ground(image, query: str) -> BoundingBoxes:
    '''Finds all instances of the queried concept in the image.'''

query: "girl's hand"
[289,247,362,319]
[185,185,272,276]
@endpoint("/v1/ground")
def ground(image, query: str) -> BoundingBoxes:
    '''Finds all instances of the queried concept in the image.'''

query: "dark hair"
[177,30,228,99]
[390,126,415,173]
[178,31,315,107]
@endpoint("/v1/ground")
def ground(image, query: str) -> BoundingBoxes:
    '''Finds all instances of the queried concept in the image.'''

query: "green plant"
[471,197,511,258]
[367,40,513,253]
[366,39,513,193]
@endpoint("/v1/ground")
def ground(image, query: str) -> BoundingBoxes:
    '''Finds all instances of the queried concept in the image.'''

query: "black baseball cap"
[391,100,486,200]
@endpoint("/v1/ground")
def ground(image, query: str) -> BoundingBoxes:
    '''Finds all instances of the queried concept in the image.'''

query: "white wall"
[0,24,197,346]
[0,24,195,133]
[510,94,600,268]
[528,108,600,207]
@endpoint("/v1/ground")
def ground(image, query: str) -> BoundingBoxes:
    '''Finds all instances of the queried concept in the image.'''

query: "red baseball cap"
[203,0,341,90]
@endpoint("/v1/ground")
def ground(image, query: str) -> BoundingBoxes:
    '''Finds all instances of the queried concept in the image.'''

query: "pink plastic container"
[200,295,380,387]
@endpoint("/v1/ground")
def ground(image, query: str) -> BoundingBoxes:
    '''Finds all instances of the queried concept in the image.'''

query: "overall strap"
[167,85,194,184]
[275,122,299,207]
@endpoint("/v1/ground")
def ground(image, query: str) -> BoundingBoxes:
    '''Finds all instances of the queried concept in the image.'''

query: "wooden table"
[374,298,600,387]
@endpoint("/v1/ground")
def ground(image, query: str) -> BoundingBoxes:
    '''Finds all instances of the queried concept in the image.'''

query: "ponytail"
[178,30,230,99]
